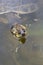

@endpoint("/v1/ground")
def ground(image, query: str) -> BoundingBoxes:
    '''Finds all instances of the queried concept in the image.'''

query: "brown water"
[0,0,43,65]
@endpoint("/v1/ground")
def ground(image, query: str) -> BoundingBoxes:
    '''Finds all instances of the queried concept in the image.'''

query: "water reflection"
[19,37,26,44]
[0,12,39,65]
[0,1,43,65]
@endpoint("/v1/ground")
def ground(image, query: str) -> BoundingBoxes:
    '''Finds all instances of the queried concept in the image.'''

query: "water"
[0,0,43,65]
[0,0,38,14]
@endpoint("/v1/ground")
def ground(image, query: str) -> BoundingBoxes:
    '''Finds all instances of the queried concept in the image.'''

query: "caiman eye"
[22,29,25,32]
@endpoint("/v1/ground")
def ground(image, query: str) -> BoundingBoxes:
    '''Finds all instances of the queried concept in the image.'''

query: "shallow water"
[0,0,43,65]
